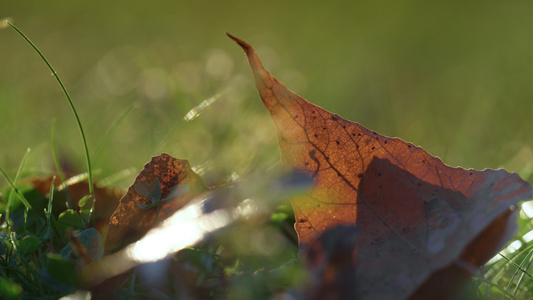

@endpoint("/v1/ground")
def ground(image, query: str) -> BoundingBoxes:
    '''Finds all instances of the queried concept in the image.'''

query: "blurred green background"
[1,0,532,187]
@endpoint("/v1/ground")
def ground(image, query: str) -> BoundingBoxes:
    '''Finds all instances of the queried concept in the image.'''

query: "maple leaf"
[228,33,533,299]
[104,153,206,253]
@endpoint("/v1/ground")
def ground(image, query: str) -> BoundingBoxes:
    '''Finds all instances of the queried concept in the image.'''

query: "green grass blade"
[12,148,31,185]
[512,247,533,295]
[499,254,533,279]
[46,176,55,249]
[96,167,136,188]
[92,101,138,165]
[50,119,72,209]
[6,148,32,217]
[1,150,33,216]
[50,119,66,184]
[478,279,516,299]
[487,243,533,285]
[6,21,94,198]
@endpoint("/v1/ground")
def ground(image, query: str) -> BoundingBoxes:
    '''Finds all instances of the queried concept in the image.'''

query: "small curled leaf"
[105,153,207,254]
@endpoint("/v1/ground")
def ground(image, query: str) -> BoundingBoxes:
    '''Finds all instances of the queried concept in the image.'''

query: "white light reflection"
[58,173,89,191]
[486,255,501,265]
[234,199,255,219]
[522,201,533,218]
[184,94,219,121]
[508,240,523,253]
[82,193,265,287]
[126,199,231,263]
[523,229,533,243]
[486,239,525,265]
[59,290,91,300]
[81,195,240,287]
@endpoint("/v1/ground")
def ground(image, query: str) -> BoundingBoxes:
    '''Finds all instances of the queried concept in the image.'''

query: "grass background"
[2,1,533,298]
[1,0,532,186]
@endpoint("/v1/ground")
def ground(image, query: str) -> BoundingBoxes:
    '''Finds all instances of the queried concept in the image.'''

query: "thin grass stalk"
[6,21,94,201]
[0,167,32,212]
[513,248,533,296]
[3,148,32,223]
[506,247,533,291]
[47,176,56,249]
[499,253,533,280]
[50,119,73,209]
[490,244,533,284]
[92,101,137,165]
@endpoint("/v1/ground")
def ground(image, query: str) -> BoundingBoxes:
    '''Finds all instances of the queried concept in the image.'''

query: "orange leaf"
[229,34,533,299]
[104,153,206,253]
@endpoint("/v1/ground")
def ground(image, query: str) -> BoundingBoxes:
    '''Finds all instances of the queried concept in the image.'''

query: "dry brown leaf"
[229,33,533,299]
[104,153,206,253]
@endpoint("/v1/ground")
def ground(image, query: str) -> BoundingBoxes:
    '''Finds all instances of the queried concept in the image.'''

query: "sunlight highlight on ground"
[81,194,262,287]
[125,197,231,263]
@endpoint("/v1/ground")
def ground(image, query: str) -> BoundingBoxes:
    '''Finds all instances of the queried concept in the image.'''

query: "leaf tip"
[227,33,269,89]
[226,32,253,53]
